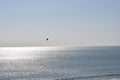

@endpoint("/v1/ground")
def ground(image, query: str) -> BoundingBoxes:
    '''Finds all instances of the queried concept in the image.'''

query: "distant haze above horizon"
[0,0,120,46]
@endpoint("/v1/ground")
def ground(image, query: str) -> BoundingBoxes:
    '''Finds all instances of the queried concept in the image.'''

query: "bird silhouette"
[46,38,48,41]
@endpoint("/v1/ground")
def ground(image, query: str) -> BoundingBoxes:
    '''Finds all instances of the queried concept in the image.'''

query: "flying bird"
[46,38,49,41]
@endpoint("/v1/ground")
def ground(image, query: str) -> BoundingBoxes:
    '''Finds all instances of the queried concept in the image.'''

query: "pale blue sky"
[0,0,120,46]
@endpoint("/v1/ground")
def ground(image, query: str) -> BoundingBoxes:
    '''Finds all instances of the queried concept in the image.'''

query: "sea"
[0,46,120,80]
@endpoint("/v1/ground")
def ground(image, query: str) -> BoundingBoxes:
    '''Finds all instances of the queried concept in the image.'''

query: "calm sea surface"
[0,46,120,80]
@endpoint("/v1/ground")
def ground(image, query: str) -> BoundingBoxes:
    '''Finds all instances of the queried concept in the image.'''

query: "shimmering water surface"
[0,46,120,80]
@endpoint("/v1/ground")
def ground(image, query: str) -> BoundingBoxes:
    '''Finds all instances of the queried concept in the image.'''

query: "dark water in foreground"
[0,46,120,80]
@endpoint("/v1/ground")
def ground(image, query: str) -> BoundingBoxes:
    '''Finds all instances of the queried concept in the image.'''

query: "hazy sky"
[0,0,120,46]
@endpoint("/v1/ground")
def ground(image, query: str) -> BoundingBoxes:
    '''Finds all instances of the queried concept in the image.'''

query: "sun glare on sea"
[0,47,60,60]
[0,47,33,60]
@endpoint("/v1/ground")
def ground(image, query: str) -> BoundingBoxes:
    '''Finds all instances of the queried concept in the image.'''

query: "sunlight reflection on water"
[0,47,59,60]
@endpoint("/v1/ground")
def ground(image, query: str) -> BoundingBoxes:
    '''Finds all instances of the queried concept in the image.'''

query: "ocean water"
[0,46,120,80]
